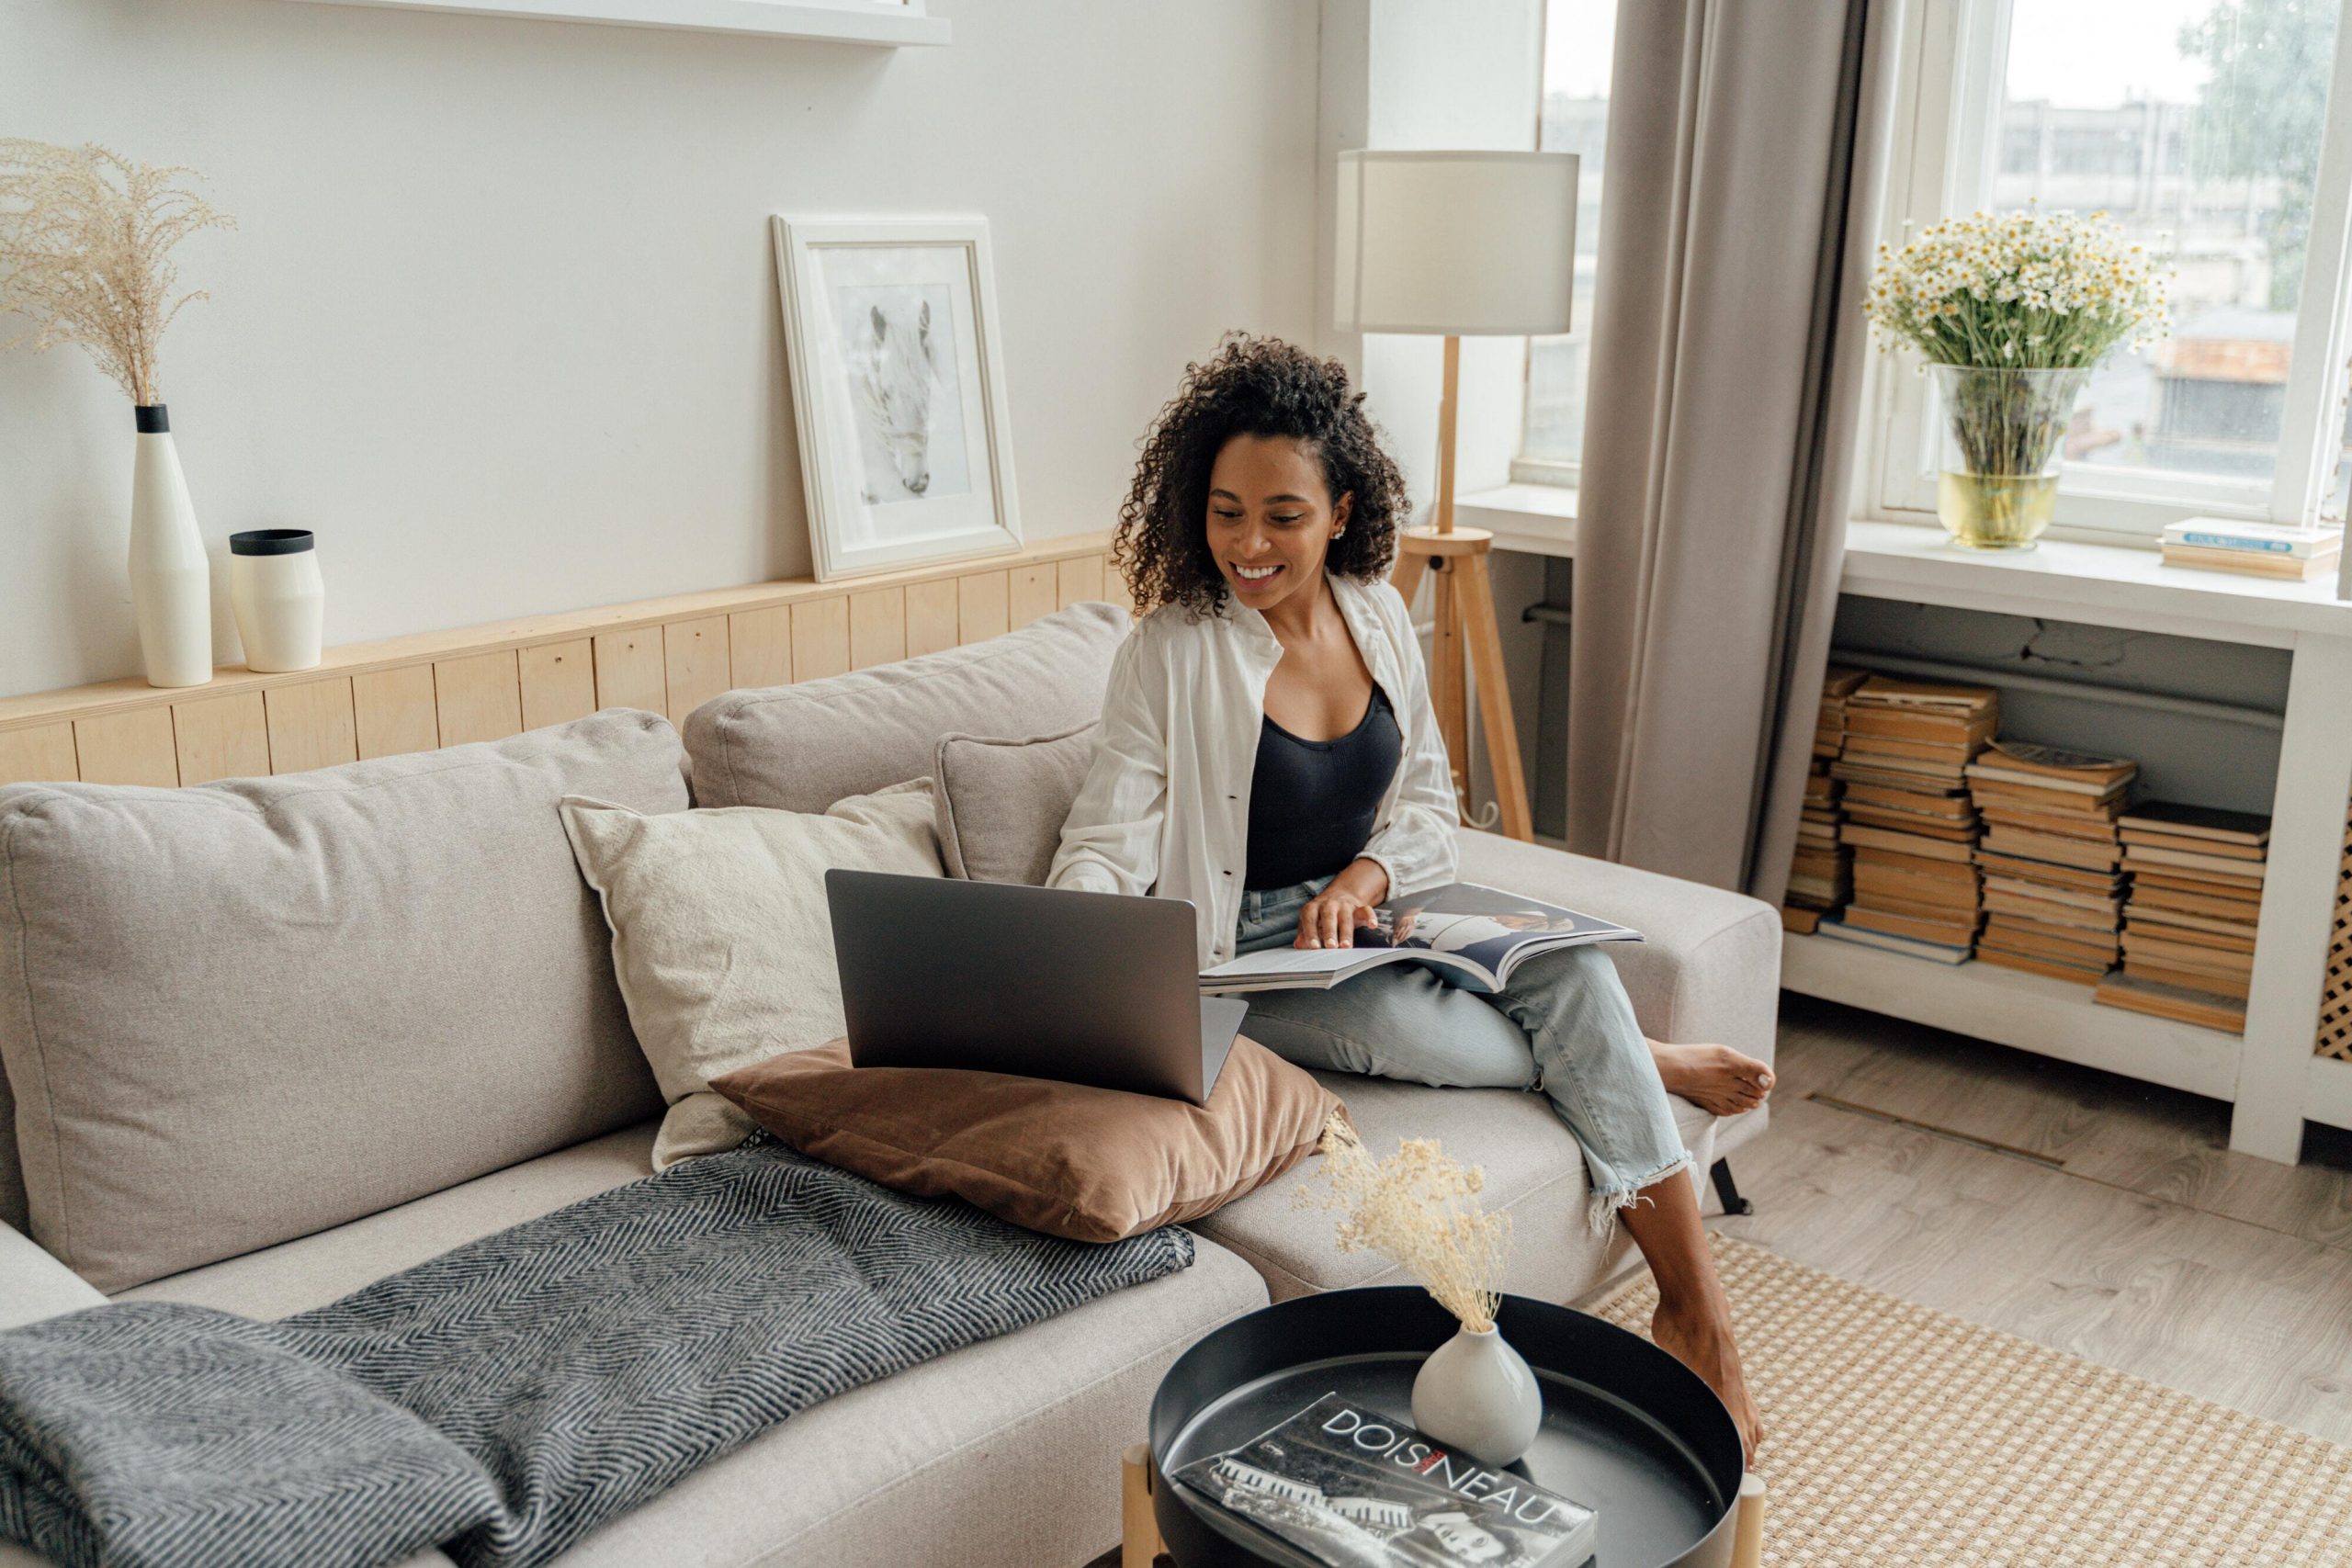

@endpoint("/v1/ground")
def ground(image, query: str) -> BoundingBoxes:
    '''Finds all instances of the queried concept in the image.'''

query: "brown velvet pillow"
[708,1036,1343,1243]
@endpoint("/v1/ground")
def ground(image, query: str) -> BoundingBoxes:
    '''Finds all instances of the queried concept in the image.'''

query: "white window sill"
[1459,484,2352,646]
[1456,484,1577,558]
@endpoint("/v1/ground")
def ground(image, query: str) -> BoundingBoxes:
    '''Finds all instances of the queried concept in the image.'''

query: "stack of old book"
[2094,802,2270,1031]
[1783,667,1868,933]
[1965,742,2137,984]
[1815,674,1998,963]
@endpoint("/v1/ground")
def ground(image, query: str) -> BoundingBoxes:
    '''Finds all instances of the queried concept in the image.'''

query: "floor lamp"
[1334,149,1579,842]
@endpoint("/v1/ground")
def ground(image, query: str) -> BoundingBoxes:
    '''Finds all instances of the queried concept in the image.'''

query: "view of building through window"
[1991,0,2345,497]
[1521,0,1612,470]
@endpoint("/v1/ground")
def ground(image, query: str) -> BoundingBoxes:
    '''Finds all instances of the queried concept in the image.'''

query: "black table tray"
[1149,1287,1743,1568]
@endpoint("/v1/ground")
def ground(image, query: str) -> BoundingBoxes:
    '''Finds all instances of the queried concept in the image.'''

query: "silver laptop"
[826,870,1249,1106]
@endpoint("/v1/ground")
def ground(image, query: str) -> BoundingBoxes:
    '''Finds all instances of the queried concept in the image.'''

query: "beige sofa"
[0,604,1778,1568]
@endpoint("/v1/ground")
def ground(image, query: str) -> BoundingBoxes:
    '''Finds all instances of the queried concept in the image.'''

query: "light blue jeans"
[1235,875,1693,1234]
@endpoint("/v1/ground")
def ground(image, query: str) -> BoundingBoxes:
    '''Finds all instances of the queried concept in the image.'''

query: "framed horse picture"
[773,215,1023,581]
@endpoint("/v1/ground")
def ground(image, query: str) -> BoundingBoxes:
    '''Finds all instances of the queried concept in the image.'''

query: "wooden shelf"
[0,532,1109,735]
[276,0,952,46]
[1781,930,2245,1102]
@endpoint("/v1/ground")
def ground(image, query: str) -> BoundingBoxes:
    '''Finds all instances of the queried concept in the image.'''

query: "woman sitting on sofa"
[1048,333,1769,1457]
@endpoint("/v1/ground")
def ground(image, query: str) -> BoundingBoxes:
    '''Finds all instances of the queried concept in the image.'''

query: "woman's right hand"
[1295,858,1390,949]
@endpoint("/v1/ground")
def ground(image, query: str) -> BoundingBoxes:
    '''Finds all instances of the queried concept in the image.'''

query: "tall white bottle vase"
[129,404,214,689]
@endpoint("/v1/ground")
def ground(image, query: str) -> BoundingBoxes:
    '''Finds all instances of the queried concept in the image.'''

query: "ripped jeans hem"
[1584,1149,1696,1244]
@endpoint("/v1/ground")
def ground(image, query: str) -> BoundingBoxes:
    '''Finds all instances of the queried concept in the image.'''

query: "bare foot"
[1649,1039,1773,1118]
[1652,1298,1763,1463]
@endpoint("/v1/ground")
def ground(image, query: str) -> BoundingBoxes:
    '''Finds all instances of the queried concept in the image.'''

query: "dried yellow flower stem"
[1297,1110,1512,1333]
[0,140,233,406]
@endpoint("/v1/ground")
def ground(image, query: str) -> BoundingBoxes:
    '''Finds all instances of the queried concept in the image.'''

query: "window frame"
[1859,0,2352,544]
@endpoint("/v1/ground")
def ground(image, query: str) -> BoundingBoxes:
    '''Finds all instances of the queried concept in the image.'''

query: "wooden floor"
[1717,993,2352,1446]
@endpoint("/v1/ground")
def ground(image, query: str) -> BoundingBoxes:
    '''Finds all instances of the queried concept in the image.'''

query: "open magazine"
[1174,1393,1597,1568]
[1200,882,1641,996]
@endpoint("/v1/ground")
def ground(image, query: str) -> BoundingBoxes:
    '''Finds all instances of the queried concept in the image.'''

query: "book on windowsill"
[2161,541,2342,581]
[1174,1392,1599,1568]
[1198,882,1640,996]
[2161,518,2339,558]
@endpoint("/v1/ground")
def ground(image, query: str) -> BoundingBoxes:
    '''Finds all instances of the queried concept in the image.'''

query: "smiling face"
[1205,434,1353,615]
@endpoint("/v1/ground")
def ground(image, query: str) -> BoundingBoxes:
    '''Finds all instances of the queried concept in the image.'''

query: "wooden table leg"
[1122,1442,1165,1568]
[1731,1472,1766,1568]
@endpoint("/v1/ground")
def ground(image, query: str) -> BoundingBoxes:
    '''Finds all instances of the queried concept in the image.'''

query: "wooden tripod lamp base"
[1392,525,1532,841]
[1390,333,1534,842]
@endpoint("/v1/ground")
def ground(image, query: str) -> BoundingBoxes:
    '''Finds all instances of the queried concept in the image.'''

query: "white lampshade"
[1333,149,1579,336]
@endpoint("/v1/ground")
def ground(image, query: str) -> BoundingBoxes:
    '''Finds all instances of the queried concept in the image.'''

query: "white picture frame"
[773,215,1023,582]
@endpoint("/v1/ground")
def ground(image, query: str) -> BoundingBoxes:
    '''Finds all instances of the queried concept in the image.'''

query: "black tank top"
[1242,686,1405,891]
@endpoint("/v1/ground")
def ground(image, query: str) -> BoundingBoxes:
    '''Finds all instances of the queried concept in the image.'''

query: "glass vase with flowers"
[1866,207,2170,549]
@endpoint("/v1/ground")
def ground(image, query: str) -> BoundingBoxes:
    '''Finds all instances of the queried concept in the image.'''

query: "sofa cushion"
[711,1035,1340,1243]
[116,1123,663,1317]
[560,782,944,1169]
[685,601,1127,812]
[933,723,1097,886]
[0,711,683,1294]
[0,1223,105,1331]
[1455,829,1782,1066]
[1191,1072,1716,1303]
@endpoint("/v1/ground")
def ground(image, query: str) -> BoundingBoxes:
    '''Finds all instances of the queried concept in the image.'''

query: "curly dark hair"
[1113,333,1408,619]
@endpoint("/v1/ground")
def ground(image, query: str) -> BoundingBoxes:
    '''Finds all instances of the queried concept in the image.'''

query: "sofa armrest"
[0,1222,104,1331]
[1455,830,1782,1068]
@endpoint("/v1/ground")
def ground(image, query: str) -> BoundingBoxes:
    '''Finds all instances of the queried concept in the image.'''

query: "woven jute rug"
[1591,1235,2352,1566]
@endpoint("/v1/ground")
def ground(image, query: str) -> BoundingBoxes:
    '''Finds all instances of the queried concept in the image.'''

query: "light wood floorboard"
[1718,996,2352,1445]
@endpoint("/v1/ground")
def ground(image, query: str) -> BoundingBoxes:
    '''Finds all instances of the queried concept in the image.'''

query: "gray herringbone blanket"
[0,1134,1193,1568]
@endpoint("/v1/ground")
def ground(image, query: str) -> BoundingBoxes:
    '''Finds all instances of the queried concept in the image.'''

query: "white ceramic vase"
[1411,1321,1544,1468]
[229,529,325,672]
[129,405,213,688]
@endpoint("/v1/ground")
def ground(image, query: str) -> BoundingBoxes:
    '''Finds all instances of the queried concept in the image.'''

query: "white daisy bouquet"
[1865,205,2169,370]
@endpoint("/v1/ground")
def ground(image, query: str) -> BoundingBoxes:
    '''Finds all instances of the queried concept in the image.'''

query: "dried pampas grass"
[0,140,233,405]
[1298,1110,1513,1332]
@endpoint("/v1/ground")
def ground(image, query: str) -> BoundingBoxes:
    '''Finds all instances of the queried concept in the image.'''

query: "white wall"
[0,0,1318,696]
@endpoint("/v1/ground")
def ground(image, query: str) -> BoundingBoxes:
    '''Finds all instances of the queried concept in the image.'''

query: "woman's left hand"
[1296,858,1390,949]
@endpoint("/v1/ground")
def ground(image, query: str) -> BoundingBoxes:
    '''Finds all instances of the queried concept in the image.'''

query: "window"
[1515,0,1614,484]
[1868,0,2352,539]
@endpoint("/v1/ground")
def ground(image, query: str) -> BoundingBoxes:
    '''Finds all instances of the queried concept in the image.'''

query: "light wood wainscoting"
[0,536,1123,788]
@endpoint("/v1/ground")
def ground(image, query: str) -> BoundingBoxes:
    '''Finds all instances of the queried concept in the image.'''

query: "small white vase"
[129,404,213,688]
[1411,1321,1544,1468]
[229,529,325,672]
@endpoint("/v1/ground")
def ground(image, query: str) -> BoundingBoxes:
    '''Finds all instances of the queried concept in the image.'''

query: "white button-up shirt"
[1047,574,1460,968]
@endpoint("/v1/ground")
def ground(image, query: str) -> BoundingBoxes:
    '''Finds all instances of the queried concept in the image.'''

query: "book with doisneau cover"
[1198,882,1641,996]
[1174,1393,1599,1568]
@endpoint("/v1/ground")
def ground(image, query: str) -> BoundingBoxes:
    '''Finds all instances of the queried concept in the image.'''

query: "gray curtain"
[1566,0,1903,901]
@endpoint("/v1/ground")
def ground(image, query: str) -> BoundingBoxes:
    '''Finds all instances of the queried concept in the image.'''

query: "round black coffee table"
[1143,1287,1746,1568]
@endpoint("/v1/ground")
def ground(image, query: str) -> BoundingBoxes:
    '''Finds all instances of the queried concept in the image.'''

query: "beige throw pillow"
[560,779,944,1168]
[933,723,1099,886]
